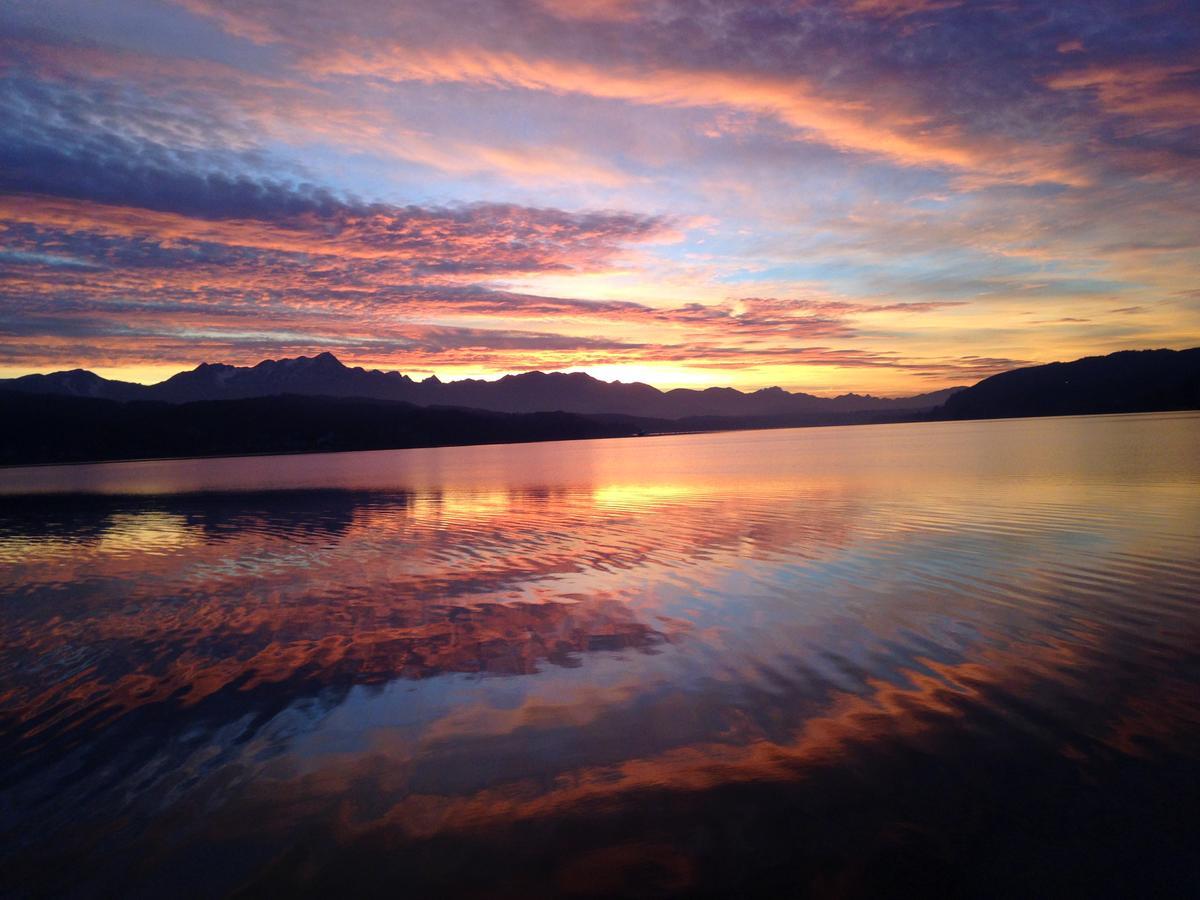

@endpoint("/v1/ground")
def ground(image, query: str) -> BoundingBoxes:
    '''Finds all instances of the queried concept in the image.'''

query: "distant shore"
[2,347,1196,469]
[3,401,1196,472]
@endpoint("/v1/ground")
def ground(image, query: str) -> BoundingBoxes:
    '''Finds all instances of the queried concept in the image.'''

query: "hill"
[935,348,1200,421]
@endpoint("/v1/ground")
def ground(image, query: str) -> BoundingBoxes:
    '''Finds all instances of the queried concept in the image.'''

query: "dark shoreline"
[4,347,1195,469]
[3,404,1196,473]
[0,428,660,471]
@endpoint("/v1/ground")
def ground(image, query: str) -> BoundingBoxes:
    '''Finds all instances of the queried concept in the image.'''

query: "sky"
[1,0,1198,395]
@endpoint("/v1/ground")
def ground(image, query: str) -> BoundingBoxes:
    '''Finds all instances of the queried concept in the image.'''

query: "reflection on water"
[2,413,1199,897]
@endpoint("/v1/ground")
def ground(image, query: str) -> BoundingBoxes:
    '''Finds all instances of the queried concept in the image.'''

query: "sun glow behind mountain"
[1,1,1198,394]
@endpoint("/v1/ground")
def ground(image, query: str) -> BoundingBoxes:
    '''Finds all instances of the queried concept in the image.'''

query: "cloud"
[304,45,1088,186]
[0,114,668,275]
[536,0,642,21]
[1046,62,1200,135]
[839,0,962,19]
[2,0,1197,390]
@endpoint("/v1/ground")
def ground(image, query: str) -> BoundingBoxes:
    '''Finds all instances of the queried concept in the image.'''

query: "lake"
[2,412,1199,897]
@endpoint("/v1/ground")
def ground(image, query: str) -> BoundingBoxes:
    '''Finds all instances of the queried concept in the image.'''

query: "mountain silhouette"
[935,348,1200,420]
[2,348,1196,467]
[0,352,962,418]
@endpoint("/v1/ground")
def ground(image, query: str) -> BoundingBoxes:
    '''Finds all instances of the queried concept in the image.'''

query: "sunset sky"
[2,0,1198,395]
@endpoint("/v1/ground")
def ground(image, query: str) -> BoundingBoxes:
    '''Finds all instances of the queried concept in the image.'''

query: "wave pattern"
[1,413,1199,897]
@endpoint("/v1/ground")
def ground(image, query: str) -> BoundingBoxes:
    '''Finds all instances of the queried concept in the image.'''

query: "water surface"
[2,413,1199,897]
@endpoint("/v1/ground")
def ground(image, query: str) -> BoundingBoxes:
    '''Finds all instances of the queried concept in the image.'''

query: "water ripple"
[1,413,1199,897]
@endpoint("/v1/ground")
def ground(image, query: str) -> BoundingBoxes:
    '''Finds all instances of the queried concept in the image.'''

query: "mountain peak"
[290,351,344,369]
[249,351,347,371]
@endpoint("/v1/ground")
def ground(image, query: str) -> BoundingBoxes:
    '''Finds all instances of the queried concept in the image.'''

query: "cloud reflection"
[2,417,1200,895]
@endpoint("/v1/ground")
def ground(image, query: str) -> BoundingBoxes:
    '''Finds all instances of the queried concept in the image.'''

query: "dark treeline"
[0,393,652,467]
[0,391,937,467]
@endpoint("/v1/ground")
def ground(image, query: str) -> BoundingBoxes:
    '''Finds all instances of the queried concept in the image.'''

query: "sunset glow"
[2,1,1198,394]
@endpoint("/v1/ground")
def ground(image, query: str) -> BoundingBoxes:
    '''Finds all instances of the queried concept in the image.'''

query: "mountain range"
[2,348,1196,467]
[0,353,963,418]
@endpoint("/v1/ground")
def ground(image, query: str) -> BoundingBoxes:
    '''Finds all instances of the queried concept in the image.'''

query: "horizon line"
[0,350,978,401]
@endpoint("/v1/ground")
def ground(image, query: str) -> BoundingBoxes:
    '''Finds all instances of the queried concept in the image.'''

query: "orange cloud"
[1047,63,1200,133]
[0,195,665,273]
[307,47,1088,186]
[840,0,962,18]
[537,0,642,21]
